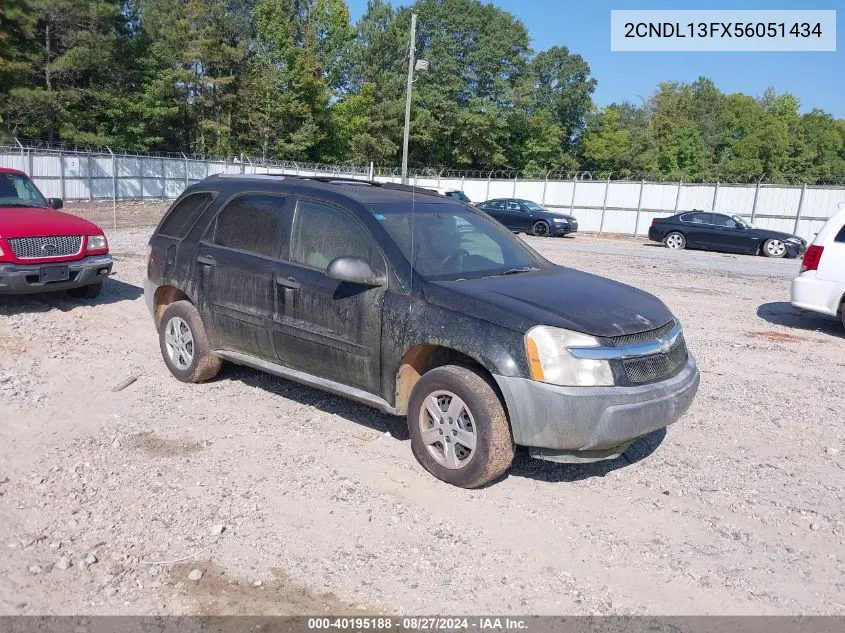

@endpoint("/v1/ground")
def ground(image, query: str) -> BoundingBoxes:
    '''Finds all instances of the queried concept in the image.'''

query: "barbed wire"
[3,139,844,186]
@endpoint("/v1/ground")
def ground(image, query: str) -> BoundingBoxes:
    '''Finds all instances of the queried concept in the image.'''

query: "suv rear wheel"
[158,300,222,383]
[407,365,514,488]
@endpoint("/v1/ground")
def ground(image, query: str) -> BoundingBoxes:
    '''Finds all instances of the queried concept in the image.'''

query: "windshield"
[522,201,545,212]
[369,201,545,281]
[0,172,48,208]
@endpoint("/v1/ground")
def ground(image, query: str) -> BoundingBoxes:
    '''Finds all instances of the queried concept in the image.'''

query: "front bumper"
[0,255,113,295]
[553,222,578,236]
[494,355,699,456]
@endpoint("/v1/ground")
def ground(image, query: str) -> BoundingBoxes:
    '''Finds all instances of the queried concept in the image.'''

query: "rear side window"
[158,192,214,239]
[213,194,286,258]
[681,212,712,224]
[835,224,845,243]
[291,200,383,272]
[486,200,504,210]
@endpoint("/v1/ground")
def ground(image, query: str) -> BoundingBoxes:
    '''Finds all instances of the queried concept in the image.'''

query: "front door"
[506,200,531,232]
[195,193,290,358]
[272,198,387,394]
[709,214,755,253]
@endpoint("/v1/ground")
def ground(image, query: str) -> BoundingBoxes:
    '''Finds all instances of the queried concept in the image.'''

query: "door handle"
[197,254,216,266]
[275,275,300,290]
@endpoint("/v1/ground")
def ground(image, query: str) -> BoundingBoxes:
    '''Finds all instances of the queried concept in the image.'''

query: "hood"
[0,206,103,238]
[749,227,804,243]
[541,210,576,221]
[424,266,674,337]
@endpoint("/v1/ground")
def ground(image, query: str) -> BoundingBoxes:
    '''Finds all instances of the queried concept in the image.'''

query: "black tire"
[67,282,102,299]
[762,238,787,258]
[158,300,222,383]
[663,232,686,250]
[840,300,845,330]
[407,365,515,488]
[532,221,550,237]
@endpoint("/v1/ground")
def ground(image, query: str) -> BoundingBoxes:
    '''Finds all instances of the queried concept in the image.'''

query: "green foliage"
[0,0,842,183]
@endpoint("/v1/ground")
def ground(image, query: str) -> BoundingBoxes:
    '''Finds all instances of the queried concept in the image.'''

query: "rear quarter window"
[212,194,287,258]
[157,192,214,239]
[835,224,845,243]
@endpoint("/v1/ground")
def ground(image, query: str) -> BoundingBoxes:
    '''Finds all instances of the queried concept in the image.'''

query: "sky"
[345,0,844,117]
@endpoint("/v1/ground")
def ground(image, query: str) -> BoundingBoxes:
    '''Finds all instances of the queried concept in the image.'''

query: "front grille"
[7,235,82,259]
[600,320,675,347]
[622,336,688,385]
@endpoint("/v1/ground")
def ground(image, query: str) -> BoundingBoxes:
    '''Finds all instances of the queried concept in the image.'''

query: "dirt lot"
[1,213,843,616]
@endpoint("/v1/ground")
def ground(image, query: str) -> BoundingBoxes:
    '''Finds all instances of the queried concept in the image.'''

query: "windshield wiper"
[1,203,43,208]
[498,266,539,276]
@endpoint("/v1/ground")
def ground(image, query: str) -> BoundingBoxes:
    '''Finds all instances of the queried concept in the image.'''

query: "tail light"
[651,218,658,227]
[800,245,824,272]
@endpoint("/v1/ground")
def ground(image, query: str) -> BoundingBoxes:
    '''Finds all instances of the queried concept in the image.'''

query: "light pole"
[401,13,427,185]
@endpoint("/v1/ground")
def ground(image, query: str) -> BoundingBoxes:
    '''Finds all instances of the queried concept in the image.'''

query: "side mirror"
[325,256,386,287]
[47,198,63,209]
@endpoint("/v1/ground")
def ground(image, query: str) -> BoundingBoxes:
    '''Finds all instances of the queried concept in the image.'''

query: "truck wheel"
[664,232,686,250]
[158,300,222,383]
[532,221,550,237]
[762,238,787,258]
[407,365,514,488]
[67,282,102,299]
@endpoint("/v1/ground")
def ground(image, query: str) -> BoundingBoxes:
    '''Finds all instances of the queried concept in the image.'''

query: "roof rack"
[209,173,445,198]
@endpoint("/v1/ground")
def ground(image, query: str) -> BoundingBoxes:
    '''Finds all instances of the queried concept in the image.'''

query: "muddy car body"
[145,176,699,487]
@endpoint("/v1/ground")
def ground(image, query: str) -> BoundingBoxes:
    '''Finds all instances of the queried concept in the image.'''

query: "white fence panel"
[3,147,845,239]
[640,182,678,212]
[715,184,755,215]
[543,180,574,208]
[756,186,802,217]
[802,187,845,219]
[462,180,488,202]
[678,185,715,210]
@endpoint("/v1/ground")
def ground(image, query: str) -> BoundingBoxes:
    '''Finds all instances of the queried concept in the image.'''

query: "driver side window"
[713,214,738,228]
[290,200,384,274]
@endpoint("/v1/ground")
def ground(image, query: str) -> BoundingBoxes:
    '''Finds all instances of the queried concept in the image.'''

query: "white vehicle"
[791,203,845,329]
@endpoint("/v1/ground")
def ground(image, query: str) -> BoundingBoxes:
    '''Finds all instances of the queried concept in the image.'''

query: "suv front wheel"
[407,365,515,488]
[158,300,222,383]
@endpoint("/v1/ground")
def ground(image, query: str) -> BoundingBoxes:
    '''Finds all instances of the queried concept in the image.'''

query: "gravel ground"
[0,222,843,616]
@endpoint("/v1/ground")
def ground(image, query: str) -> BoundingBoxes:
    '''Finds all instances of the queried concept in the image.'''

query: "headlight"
[87,235,107,251]
[553,218,569,224]
[525,326,614,387]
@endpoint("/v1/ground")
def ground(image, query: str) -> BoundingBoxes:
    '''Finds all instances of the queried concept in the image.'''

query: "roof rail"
[207,173,445,198]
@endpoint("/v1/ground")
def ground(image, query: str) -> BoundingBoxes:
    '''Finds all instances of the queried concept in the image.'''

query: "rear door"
[272,198,387,394]
[480,200,508,226]
[818,222,845,282]
[194,193,290,358]
[678,212,715,248]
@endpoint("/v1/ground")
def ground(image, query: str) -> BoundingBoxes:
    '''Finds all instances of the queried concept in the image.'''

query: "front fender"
[380,293,528,405]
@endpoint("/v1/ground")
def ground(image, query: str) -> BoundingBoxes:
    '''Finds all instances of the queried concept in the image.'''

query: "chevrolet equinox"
[144,175,700,487]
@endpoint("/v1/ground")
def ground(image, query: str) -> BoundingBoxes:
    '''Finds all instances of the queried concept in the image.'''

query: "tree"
[529,46,596,151]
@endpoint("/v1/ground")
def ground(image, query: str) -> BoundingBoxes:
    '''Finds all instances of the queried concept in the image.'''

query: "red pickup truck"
[0,168,112,298]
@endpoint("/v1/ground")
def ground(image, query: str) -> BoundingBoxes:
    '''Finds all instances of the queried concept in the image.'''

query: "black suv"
[145,176,699,487]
